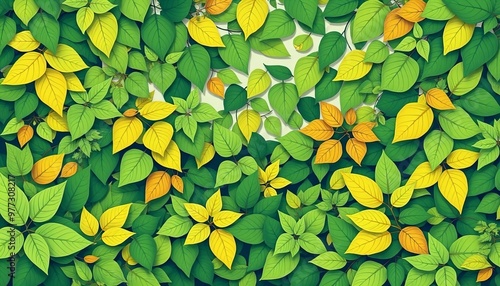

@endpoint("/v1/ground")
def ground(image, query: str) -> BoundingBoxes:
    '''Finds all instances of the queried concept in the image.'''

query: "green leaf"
[141,15,174,60]
[0,16,16,54]
[192,103,222,123]
[36,222,92,257]
[125,72,149,98]
[428,233,449,264]
[447,63,483,96]
[29,182,66,223]
[351,0,390,44]
[269,83,300,122]
[6,143,33,176]
[217,69,240,85]
[23,233,50,274]
[261,9,295,41]
[299,232,327,254]
[117,17,141,49]
[261,250,300,280]
[119,149,154,187]
[120,0,149,22]
[218,34,250,74]
[238,156,258,175]
[235,172,261,209]
[223,84,247,111]
[283,0,317,27]
[157,215,193,238]
[127,267,160,286]
[294,56,324,96]
[149,63,176,94]
[265,116,282,137]
[0,173,29,226]
[381,52,419,92]
[375,150,401,194]
[423,130,454,170]
[247,68,271,98]
[394,37,416,52]
[93,260,127,285]
[318,32,347,69]
[435,266,457,286]
[460,88,500,117]
[0,227,23,259]
[438,107,480,140]
[279,131,314,161]
[449,235,490,269]
[442,0,495,23]
[215,160,242,187]
[324,0,358,17]
[461,29,498,76]
[309,251,346,270]
[91,100,123,120]
[171,239,198,277]
[130,234,156,271]
[478,146,499,170]
[421,0,454,21]
[67,105,95,140]
[404,254,440,271]
[226,214,265,245]
[387,262,406,286]
[158,0,192,22]
[264,64,293,81]
[74,259,92,281]
[89,145,119,184]
[352,261,387,286]
[29,12,60,53]
[416,39,430,61]
[178,44,211,91]
[364,40,389,64]
[422,37,459,79]
[274,233,298,255]
[213,123,242,158]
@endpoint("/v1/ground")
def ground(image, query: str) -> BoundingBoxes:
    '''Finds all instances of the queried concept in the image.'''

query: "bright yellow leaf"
[333,50,373,81]
[46,111,70,132]
[102,227,135,246]
[477,268,493,282]
[44,44,89,73]
[206,190,223,217]
[390,184,415,208]
[2,52,46,85]
[236,0,268,39]
[112,117,143,154]
[384,8,414,41]
[145,171,171,203]
[346,138,367,166]
[300,119,334,141]
[121,244,137,265]
[238,109,261,142]
[258,167,268,184]
[184,203,209,223]
[397,0,426,22]
[265,160,280,181]
[407,162,442,189]
[60,162,78,178]
[207,77,225,98]
[399,226,429,254]
[87,12,118,57]
[206,0,232,15]
[270,177,291,189]
[152,140,182,172]
[209,229,237,269]
[263,186,277,197]
[77,7,95,34]
[17,125,34,148]
[247,68,271,98]
[188,16,225,47]
[8,30,40,52]
[35,68,68,116]
[446,149,479,169]
[185,223,211,245]
[320,102,344,127]
[347,210,391,233]
[99,203,132,231]
[443,17,475,55]
[426,88,455,110]
[171,175,184,193]
[63,72,86,92]
[315,139,343,164]
[139,101,176,121]
[438,169,468,214]
[352,122,379,143]
[213,211,243,228]
[461,254,492,271]
[393,101,433,143]
[286,191,301,209]
[143,122,173,155]
[31,154,64,185]
[80,207,99,236]
[329,166,353,190]
[345,230,392,255]
[342,173,383,208]
[196,143,215,169]
[84,255,99,264]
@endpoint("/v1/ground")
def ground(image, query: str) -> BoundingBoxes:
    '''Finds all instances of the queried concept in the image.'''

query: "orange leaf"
[477,268,493,282]
[60,162,78,178]
[299,119,333,141]
[384,9,413,41]
[145,171,171,203]
[171,174,184,193]
[399,226,429,254]
[352,122,379,143]
[346,138,366,166]
[31,154,65,184]
[207,77,225,98]
[206,0,232,15]
[345,109,356,125]
[426,88,455,110]
[17,125,34,148]
[315,139,342,164]
[398,0,426,23]
[123,109,138,117]
[320,102,343,127]
[84,255,99,264]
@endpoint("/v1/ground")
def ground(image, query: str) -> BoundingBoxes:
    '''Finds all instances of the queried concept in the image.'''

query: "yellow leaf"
[63,72,86,92]
[443,17,475,55]
[102,227,135,246]
[207,77,225,98]
[320,102,344,127]
[139,101,177,121]
[342,173,383,208]
[99,203,132,231]
[384,8,414,41]
[399,226,429,254]
[31,154,64,185]
[206,0,232,15]
[213,210,243,228]
[270,177,291,189]
[236,0,268,39]
[390,184,415,208]
[206,189,223,217]
[258,167,268,184]
[17,125,34,148]
[477,268,493,282]
[247,68,271,98]
[84,255,99,264]
[333,50,373,81]
[188,16,225,47]
[315,139,343,164]
[185,223,211,245]
[209,229,237,269]
[346,138,367,166]
[438,169,468,214]
[461,254,491,271]
[135,94,153,109]
[35,68,68,116]
[238,109,261,142]
[112,117,143,154]
[345,108,357,125]
[345,230,392,255]
[263,186,277,197]
[152,140,182,172]
[46,111,70,132]
[393,101,433,143]
[329,166,353,190]
[347,210,391,233]
[196,143,215,169]
[265,160,280,181]
[426,88,455,110]
[77,7,94,34]
[143,122,173,155]
[121,244,137,265]
[2,52,46,85]
[145,171,171,203]
[184,203,209,223]
[407,162,442,189]
[87,12,118,57]
[8,30,40,52]
[286,191,301,209]
[80,207,99,236]
[300,119,334,141]
[171,175,184,193]
[44,44,88,73]
[397,0,426,22]
[446,149,479,169]
[60,162,78,178]
[352,122,379,143]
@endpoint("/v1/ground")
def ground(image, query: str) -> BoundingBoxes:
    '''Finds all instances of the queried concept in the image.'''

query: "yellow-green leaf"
[237,109,261,142]
[185,223,211,245]
[442,17,475,55]
[390,184,415,208]
[345,230,391,255]
[143,122,173,155]
[2,52,46,85]
[44,44,89,73]
[333,50,373,81]
[8,30,40,52]
[87,12,118,57]
[13,0,39,26]
[213,211,243,228]
[76,7,94,34]
[393,100,433,143]
[80,207,99,236]
[461,254,491,271]
[196,143,215,169]
[347,210,391,233]
[286,191,301,209]
[247,68,271,98]
[206,189,223,217]
[184,203,209,223]
[63,72,86,92]
[329,166,353,190]
[407,162,442,189]
[102,227,135,246]
[342,173,383,208]
[438,169,468,214]
[99,203,132,231]
[188,16,225,47]
[209,229,237,269]
[112,117,143,154]
[236,0,268,39]
[35,68,67,116]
